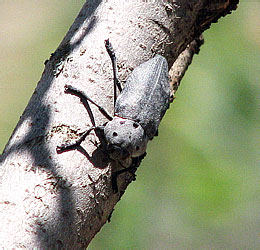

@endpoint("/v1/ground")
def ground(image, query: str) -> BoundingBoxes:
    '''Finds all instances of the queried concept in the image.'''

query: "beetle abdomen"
[115,55,170,139]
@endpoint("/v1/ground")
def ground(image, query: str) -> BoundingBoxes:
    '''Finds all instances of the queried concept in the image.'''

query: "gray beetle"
[104,54,170,161]
[57,39,170,190]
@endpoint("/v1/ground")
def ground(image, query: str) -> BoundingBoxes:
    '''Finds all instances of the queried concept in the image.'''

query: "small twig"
[169,35,204,101]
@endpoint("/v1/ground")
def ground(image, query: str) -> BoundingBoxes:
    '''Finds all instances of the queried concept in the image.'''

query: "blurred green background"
[0,1,259,249]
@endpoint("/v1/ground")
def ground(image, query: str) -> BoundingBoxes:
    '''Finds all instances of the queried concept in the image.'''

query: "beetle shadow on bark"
[56,84,111,170]
[58,132,110,170]
[0,1,102,248]
[75,145,110,170]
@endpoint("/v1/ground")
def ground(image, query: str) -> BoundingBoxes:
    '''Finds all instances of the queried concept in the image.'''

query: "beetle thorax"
[104,116,149,160]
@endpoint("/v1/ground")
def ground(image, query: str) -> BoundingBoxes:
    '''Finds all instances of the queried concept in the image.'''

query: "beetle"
[57,39,171,191]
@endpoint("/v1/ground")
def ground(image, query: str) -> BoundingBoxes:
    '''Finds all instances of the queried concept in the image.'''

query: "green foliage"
[0,2,259,249]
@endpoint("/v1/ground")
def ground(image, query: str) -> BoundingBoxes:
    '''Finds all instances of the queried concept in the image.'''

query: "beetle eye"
[113,132,118,137]
[133,123,139,128]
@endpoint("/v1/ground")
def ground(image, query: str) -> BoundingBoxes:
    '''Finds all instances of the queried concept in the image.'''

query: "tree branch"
[0,0,239,248]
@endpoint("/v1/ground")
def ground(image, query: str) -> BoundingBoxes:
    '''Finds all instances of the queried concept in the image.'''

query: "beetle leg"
[56,126,96,153]
[56,125,106,153]
[111,152,147,193]
[104,39,122,108]
[111,165,136,193]
[65,85,113,121]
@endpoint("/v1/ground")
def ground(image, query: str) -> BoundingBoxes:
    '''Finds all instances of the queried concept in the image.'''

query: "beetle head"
[104,117,148,161]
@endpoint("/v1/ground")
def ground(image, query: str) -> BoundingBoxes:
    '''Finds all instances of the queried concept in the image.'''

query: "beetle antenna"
[104,39,122,108]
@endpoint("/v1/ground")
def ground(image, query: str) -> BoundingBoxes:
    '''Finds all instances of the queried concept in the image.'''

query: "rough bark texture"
[0,0,239,248]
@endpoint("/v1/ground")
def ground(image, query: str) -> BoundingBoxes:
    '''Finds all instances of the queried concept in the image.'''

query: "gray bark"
[0,0,239,248]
